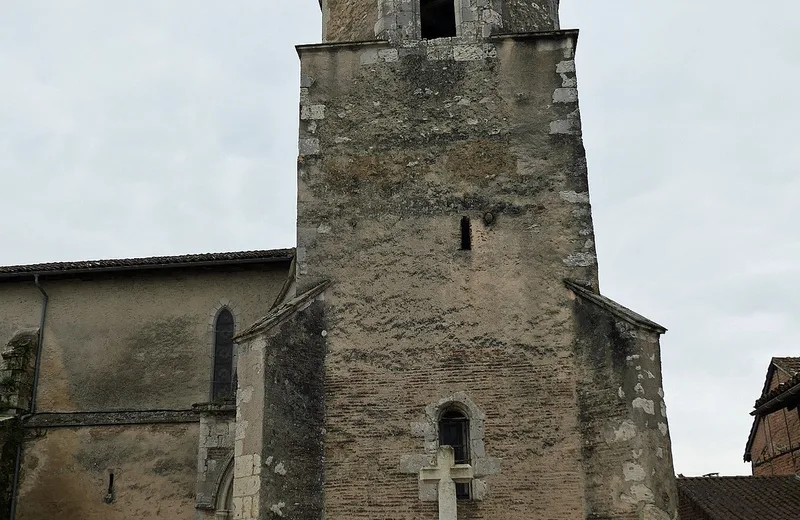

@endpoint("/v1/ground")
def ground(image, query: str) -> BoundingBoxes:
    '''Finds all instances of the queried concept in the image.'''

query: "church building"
[0,1,678,519]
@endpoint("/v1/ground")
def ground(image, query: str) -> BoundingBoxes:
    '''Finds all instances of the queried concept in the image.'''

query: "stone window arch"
[400,392,500,501]
[438,406,471,499]
[426,393,486,463]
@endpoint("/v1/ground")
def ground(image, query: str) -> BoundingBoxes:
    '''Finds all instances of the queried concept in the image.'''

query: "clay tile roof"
[772,357,800,376]
[677,476,800,520]
[754,367,800,412]
[0,248,294,280]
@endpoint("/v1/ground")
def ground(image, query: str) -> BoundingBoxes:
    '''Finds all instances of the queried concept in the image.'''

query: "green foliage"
[0,376,16,392]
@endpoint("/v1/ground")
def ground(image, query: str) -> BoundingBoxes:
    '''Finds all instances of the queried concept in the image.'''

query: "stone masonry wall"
[0,330,38,518]
[321,0,377,42]
[233,331,266,520]
[16,424,199,520]
[4,267,288,414]
[503,0,560,33]
[572,295,676,520]
[258,301,326,520]
[0,330,38,414]
[296,31,600,520]
[321,0,560,43]
[232,298,326,520]
[195,407,236,513]
[0,417,20,517]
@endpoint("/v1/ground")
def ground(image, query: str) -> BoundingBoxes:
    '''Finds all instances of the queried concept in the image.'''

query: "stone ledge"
[488,28,579,43]
[24,409,198,428]
[296,29,579,55]
[193,401,236,416]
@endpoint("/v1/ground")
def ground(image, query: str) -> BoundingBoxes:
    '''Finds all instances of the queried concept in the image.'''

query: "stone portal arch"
[213,457,234,519]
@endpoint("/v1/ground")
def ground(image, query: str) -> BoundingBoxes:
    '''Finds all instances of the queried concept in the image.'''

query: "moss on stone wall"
[0,331,38,518]
[0,331,38,413]
[0,418,22,518]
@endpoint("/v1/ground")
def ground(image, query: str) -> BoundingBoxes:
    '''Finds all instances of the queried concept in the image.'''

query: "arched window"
[439,409,471,499]
[421,0,457,39]
[212,309,235,401]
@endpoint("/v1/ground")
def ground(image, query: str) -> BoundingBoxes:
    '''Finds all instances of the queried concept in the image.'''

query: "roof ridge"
[753,371,800,412]
[234,280,330,341]
[0,248,295,279]
[772,357,800,377]
[0,248,293,270]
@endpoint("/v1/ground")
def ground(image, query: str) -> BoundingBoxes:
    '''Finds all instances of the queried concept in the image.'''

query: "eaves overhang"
[0,249,294,282]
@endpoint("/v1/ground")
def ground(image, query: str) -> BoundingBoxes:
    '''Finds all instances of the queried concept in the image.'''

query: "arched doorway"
[214,458,234,519]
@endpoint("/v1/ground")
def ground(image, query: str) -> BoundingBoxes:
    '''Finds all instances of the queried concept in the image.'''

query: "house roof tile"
[0,249,294,280]
[678,475,800,520]
[772,357,800,377]
[754,372,800,410]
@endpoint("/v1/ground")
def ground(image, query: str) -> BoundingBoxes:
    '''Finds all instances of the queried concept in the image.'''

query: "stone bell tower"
[288,1,678,519]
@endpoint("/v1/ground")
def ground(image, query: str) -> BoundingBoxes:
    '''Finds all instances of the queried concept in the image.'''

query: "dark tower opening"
[460,217,472,250]
[421,0,457,39]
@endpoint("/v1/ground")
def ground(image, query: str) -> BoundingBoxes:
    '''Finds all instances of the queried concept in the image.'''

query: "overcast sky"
[1,1,798,477]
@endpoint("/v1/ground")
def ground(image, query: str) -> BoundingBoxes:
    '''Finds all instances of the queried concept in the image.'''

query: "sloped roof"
[677,475,800,520]
[235,280,330,342]
[772,357,800,377]
[563,279,666,334]
[754,362,800,412]
[0,249,293,280]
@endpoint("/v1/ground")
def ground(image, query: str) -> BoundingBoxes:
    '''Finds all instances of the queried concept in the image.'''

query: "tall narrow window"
[439,409,471,499]
[104,472,115,503]
[421,0,457,39]
[460,216,472,250]
[212,309,235,400]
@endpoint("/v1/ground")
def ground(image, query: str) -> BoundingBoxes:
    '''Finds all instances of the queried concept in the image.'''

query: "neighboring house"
[744,357,800,475]
[673,358,800,519]
[677,475,800,520]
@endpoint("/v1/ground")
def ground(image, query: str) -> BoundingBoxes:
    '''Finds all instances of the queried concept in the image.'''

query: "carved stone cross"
[419,446,474,520]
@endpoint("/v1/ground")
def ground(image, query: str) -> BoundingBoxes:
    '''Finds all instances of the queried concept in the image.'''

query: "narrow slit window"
[104,472,115,503]
[421,0,457,39]
[212,309,235,400]
[460,217,472,250]
[439,410,471,499]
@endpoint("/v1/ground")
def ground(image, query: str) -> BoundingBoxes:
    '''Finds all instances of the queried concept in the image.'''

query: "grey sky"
[1,1,798,477]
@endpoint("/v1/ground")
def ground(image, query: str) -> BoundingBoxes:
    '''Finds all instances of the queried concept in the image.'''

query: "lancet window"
[212,308,235,400]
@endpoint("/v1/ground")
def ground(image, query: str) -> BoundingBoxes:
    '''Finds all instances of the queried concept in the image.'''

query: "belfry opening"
[420,0,457,39]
